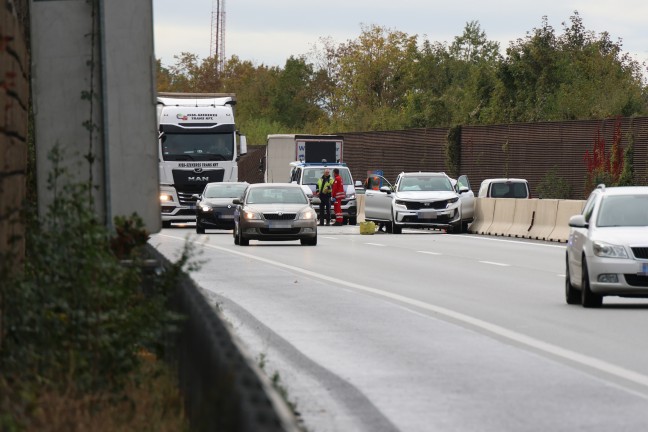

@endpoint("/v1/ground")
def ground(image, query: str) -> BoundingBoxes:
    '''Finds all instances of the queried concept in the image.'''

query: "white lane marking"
[558,274,565,278]
[320,236,338,240]
[417,251,442,255]
[365,243,386,247]
[156,233,648,392]
[464,235,566,249]
[479,261,511,267]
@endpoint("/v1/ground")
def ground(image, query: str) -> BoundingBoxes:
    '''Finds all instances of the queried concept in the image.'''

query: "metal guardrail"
[147,245,302,432]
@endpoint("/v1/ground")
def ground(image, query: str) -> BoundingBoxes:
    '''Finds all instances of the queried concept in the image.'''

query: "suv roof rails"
[597,183,606,191]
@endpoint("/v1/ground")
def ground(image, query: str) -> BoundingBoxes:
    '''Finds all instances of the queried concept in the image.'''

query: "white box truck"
[157,93,247,227]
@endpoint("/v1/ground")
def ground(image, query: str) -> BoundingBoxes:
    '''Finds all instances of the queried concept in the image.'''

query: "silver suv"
[566,185,648,307]
[364,172,475,234]
[289,162,359,225]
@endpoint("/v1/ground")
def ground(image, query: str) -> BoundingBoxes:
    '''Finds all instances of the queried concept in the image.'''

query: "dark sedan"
[194,182,249,234]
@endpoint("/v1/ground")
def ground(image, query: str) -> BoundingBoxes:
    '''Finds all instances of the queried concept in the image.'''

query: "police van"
[289,162,359,225]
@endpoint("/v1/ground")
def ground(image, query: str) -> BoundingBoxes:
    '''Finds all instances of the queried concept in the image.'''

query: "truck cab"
[289,162,358,225]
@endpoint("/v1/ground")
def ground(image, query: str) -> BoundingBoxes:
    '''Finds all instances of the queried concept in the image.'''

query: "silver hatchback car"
[566,185,648,307]
[233,183,318,246]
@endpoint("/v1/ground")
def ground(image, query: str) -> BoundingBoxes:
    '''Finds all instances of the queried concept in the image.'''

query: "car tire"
[447,222,462,234]
[233,225,240,245]
[300,236,317,246]
[581,258,602,308]
[237,226,249,246]
[391,223,402,234]
[349,217,357,226]
[196,223,205,234]
[162,221,171,229]
[565,254,580,305]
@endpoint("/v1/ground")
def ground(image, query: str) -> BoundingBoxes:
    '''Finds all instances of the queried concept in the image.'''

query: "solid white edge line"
[155,233,648,391]
[417,251,441,255]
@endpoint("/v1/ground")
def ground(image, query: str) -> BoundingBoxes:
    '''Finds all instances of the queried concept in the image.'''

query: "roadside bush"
[0,147,191,429]
[536,165,572,199]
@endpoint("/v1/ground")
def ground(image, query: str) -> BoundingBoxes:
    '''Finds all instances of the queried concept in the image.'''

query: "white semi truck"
[157,93,247,227]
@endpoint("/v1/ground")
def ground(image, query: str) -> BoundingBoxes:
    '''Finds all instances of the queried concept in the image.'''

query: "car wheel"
[581,258,602,308]
[565,253,580,305]
[349,217,357,226]
[196,223,205,234]
[391,222,402,234]
[162,221,171,229]
[447,222,462,234]
[300,236,317,246]
[238,227,249,246]
[233,225,240,245]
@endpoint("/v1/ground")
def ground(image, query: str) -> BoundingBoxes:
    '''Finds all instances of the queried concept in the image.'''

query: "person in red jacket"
[331,168,346,226]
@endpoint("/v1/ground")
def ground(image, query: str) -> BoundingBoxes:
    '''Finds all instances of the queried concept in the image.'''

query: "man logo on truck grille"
[188,177,209,181]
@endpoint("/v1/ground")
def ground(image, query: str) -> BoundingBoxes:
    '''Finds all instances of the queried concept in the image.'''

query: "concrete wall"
[30,0,160,232]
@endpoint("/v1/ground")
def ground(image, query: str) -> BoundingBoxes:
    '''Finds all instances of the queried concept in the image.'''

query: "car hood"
[394,191,458,200]
[202,198,238,206]
[245,203,312,214]
[591,226,648,246]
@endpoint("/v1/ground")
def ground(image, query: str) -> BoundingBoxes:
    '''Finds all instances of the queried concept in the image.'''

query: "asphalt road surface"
[151,224,648,432]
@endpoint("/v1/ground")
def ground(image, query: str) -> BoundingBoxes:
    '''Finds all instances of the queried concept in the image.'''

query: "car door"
[568,192,597,283]
[456,175,475,221]
[364,175,393,221]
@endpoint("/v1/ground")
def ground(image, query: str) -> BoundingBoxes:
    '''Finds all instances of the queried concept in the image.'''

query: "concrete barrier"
[468,198,496,234]
[504,199,537,238]
[526,199,559,241]
[486,199,516,236]
[548,200,586,242]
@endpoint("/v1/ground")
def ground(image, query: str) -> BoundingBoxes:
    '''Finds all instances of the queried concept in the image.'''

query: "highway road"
[151,225,648,432]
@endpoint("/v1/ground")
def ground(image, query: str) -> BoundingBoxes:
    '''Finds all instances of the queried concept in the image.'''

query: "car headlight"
[243,210,262,220]
[298,208,317,220]
[593,241,628,258]
[394,200,408,208]
[160,193,174,202]
[200,205,212,212]
[446,197,459,207]
[347,193,356,200]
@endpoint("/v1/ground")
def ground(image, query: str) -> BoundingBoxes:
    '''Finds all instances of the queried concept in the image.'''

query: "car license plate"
[418,211,437,220]
[269,221,292,229]
[188,204,196,210]
[640,263,648,276]
[220,215,234,219]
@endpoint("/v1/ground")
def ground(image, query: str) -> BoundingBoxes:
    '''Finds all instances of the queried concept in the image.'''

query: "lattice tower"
[210,0,226,72]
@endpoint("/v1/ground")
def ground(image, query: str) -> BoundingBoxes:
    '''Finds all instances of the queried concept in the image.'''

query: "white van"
[478,178,530,199]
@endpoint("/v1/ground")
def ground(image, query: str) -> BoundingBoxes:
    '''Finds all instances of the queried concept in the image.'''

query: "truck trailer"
[264,134,343,183]
[157,93,247,227]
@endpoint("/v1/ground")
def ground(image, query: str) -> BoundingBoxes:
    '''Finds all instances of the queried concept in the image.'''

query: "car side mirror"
[458,186,469,194]
[379,186,392,194]
[568,214,588,228]
[232,198,242,205]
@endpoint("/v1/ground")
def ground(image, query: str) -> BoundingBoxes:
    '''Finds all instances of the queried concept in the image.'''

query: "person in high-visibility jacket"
[331,168,346,226]
[316,169,334,225]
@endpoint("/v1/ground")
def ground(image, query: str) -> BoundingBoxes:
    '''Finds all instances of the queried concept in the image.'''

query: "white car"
[364,172,474,234]
[478,178,530,199]
[566,185,648,307]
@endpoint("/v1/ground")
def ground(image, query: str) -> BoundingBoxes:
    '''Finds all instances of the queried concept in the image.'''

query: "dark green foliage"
[617,129,635,186]
[536,166,572,199]
[0,147,186,395]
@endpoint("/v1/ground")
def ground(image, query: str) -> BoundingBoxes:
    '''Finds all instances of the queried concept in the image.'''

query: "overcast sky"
[153,0,648,71]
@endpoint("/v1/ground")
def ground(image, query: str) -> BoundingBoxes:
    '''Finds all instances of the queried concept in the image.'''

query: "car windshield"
[303,168,352,185]
[246,188,308,205]
[161,132,234,161]
[597,195,648,227]
[204,184,247,198]
[398,176,453,192]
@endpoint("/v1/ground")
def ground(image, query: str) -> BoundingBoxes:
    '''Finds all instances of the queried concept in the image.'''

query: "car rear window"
[490,181,528,198]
